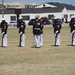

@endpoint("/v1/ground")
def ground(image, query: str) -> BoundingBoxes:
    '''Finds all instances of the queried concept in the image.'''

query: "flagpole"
[2,0,4,18]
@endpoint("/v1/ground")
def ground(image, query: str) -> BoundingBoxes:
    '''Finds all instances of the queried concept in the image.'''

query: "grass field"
[0,26,75,75]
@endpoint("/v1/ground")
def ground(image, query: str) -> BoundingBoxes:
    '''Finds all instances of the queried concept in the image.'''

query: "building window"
[70,14,74,18]
[33,5,35,8]
[27,5,29,8]
[25,5,27,8]
[48,15,54,20]
[64,14,68,18]
[29,5,31,8]
[22,16,30,20]
[64,14,68,23]
[10,16,16,21]
[0,4,2,8]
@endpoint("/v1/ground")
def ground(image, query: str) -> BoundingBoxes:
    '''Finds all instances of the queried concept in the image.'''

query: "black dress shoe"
[55,45,59,47]
[35,46,40,48]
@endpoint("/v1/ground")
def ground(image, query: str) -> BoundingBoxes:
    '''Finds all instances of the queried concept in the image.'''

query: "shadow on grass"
[31,45,41,48]
[51,45,60,47]
[66,44,75,46]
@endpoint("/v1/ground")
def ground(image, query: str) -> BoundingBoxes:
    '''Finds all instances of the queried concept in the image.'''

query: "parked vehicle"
[52,18,62,24]
[28,17,50,25]
[28,19,35,25]
[40,17,50,25]
[43,19,50,25]
[9,21,17,26]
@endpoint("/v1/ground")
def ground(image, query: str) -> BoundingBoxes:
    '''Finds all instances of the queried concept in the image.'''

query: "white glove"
[2,32,4,35]
[20,32,22,35]
[57,25,59,28]
[55,31,58,34]
[72,30,75,34]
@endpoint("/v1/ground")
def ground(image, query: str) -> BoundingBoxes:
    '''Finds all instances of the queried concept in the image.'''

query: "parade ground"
[0,25,75,75]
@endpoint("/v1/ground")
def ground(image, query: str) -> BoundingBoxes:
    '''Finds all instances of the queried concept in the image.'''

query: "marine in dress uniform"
[53,18,62,46]
[0,18,8,47]
[69,16,75,46]
[18,16,26,47]
[33,15,42,48]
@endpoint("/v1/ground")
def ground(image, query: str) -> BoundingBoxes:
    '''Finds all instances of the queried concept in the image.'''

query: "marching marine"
[0,18,8,47]
[69,16,75,46]
[33,15,43,48]
[53,18,62,46]
[18,16,26,47]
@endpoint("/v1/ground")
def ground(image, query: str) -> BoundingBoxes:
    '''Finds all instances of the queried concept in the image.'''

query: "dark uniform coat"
[18,21,26,34]
[69,18,75,33]
[33,20,41,35]
[53,19,62,33]
[0,21,8,34]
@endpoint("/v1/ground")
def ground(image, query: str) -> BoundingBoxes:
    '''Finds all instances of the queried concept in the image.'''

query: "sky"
[0,0,75,6]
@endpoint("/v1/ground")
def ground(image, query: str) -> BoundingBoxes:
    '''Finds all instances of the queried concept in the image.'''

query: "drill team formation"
[0,15,75,48]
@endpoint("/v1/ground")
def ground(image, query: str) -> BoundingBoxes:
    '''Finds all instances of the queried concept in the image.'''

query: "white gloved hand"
[55,31,58,34]
[57,25,59,28]
[72,30,75,34]
[2,32,4,35]
[20,32,22,35]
